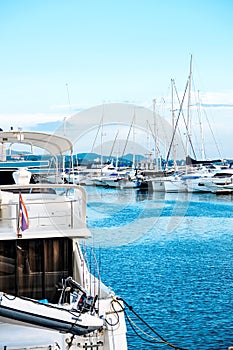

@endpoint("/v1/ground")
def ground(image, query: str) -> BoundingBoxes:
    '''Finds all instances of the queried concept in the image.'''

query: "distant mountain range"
[7,149,149,168]
[70,152,147,167]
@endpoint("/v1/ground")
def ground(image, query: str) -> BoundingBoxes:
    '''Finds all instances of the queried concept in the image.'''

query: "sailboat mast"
[121,111,135,160]
[132,110,136,169]
[171,79,177,171]
[109,130,119,160]
[100,104,105,170]
[153,99,159,172]
[197,90,206,160]
[186,54,193,170]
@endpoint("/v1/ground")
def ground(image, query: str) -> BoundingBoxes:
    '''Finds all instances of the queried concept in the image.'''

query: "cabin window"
[0,238,73,303]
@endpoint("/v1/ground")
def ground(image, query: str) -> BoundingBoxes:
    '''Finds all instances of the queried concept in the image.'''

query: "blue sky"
[0,0,232,158]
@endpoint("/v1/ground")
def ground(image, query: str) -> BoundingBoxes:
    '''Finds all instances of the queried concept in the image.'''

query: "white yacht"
[187,168,233,193]
[62,170,86,185]
[89,163,118,186]
[163,172,188,193]
[163,165,224,193]
[104,170,143,189]
[0,130,127,350]
[151,178,166,192]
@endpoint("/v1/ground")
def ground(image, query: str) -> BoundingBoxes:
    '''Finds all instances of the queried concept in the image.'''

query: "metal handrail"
[0,185,87,233]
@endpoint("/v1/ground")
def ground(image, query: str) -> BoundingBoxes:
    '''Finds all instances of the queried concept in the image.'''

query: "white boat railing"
[0,184,90,238]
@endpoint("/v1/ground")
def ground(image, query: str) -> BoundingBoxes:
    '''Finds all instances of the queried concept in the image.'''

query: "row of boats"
[62,163,145,189]
[62,162,233,194]
[150,164,233,194]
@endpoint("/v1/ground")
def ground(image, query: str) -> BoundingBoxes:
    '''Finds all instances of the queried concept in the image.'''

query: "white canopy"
[0,131,73,156]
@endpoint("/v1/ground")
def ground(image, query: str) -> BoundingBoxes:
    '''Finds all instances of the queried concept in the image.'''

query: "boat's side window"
[0,241,16,294]
[0,238,73,302]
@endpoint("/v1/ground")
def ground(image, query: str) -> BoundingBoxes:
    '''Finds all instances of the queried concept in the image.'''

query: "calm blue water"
[85,186,233,350]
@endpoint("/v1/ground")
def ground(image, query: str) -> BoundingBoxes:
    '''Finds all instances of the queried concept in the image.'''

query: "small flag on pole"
[18,193,29,235]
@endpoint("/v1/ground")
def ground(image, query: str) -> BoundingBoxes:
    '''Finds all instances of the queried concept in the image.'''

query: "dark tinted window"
[0,238,73,303]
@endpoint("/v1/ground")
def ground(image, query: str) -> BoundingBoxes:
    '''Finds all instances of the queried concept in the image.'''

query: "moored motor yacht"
[0,130,128,350]
[186,168,233,193]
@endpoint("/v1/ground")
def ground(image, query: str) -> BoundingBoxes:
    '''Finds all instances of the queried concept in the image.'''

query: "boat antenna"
[63,83,72,137]
[66,83,72,117]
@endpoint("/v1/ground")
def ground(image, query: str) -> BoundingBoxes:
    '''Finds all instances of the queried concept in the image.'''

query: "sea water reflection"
[86,186,233,247]
[85,187,233,349]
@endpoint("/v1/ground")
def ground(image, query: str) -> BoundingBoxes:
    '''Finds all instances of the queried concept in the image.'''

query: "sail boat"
[151,86,178,192]
[163,56,224,193]
[162,55,208,192]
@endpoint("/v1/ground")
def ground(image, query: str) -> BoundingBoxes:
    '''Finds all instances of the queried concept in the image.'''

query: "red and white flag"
[19,193,29,232]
